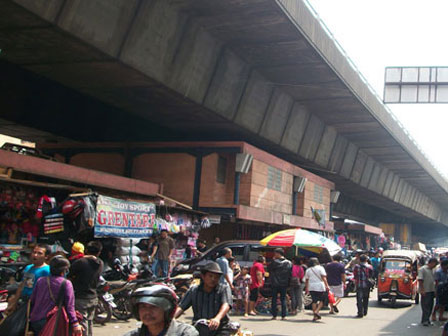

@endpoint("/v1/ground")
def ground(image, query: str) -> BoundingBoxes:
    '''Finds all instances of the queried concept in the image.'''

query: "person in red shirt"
[248,256,266,316]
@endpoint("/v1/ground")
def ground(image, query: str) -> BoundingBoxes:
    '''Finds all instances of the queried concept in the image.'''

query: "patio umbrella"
[260,228,341,256]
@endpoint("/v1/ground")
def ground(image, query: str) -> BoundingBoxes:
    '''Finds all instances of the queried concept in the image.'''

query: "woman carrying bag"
[29,256,82,335]
[289,256,304,315]
[304,257,330,322]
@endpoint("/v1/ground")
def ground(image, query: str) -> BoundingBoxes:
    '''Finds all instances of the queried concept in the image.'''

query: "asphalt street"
[93,289,444,336]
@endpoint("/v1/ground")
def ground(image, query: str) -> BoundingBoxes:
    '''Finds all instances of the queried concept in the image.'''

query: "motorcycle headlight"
[404,277,409,283]
[381,276,386,282]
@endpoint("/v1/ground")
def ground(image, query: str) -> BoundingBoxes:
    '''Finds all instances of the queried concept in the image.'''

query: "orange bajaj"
[377,250,421,307]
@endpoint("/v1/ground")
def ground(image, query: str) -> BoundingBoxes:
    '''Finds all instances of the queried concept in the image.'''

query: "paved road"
[93,290,444,335]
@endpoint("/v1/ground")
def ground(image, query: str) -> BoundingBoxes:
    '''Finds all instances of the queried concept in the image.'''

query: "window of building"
[217,156,227,184]
[314,184,324,203]
[267,166,282,191]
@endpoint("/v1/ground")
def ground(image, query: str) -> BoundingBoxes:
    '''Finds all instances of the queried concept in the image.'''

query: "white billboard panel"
[384,66,448,103]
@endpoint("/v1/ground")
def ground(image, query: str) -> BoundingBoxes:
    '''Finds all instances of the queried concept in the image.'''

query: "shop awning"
[0,149,160,196]
[345,219,383,235]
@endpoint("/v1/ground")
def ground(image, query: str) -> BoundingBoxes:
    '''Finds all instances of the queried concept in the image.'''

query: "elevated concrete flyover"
[0,0,447,227]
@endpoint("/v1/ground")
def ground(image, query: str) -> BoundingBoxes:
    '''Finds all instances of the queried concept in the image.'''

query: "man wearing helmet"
[174,261,234,335]
[124,284,198,336]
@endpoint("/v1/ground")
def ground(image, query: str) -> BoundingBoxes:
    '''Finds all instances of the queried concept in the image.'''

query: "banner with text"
[94,195,156,238]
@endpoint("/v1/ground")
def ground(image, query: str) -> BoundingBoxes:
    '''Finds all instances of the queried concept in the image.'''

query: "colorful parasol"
[260,228,341,256]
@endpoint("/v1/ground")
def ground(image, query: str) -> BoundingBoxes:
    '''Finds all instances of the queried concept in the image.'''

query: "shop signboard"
[94,195,156,238]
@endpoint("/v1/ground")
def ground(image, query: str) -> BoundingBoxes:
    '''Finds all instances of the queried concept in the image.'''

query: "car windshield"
[384,260,409,271]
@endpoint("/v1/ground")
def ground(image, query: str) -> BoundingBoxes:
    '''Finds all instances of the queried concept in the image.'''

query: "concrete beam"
[169,22,223,104]
[388,175,400,200]
[376,167,388,195]
[398,183,409,205]
[328,135,348,173]
[204,49,250,120]
[350,149,367,184]
[339,142,358,179]
[393,179,405,203]
[314,126,337,167]
[360,157,375,188]
[298,115,325,160]
[382,171,395,196]
[57,0,140,57]
[259,89,294,143]
[120,1,188,84]
[368,163,382,193]
[234,70,274,133]
[14,0,64,22]
[280,103,310,152]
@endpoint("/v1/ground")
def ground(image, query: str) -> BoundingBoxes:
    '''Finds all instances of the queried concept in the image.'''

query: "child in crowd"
[234,266,251,316]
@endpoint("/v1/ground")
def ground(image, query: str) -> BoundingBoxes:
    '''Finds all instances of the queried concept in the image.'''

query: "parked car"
[171,240,289,276]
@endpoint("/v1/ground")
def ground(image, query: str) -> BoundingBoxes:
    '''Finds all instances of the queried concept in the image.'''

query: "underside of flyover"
[0,0,447,233]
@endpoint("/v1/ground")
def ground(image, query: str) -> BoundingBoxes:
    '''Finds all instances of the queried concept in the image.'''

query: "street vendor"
[174,262,235,335]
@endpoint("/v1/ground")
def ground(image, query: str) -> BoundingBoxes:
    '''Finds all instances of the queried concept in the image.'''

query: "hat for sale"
[201,261,223,275]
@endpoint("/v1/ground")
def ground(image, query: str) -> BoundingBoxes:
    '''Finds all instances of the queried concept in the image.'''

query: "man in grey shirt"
[418,258,438,326]
[151,230,175,277]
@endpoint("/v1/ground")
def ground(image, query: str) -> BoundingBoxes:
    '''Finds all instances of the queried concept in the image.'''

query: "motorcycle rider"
[124,285,198,336]
[174,262,235,335]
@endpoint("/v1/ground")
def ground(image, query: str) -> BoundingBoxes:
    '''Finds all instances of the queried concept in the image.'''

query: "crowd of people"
[178,245,379,329]
[7,233,448,336]
[5,241,104,336]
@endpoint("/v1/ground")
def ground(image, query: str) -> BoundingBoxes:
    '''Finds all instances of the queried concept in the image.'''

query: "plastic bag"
[0,301,29,336]
[328,290,336,305]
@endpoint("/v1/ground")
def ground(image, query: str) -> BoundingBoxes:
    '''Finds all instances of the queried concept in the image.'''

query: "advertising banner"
[94,195,156,238]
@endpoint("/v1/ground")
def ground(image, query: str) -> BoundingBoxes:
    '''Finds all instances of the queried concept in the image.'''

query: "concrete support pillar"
[192,154,203,210]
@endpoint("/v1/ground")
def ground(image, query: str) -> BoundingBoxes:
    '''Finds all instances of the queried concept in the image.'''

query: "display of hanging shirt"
[43,213,64,234]
[36,195,56,218]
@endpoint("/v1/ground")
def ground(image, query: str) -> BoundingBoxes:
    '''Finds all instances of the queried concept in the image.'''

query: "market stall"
[0,149,208,279]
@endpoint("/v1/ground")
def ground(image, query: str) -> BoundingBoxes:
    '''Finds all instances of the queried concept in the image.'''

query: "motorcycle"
[0,289,8,320]
[344,269,356,297]
[94,277,115,324]
[170,274,194,299]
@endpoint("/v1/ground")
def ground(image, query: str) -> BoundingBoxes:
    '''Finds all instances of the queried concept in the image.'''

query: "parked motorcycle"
[170,274,194,299]
[94,277,115,324]
[344,269,356,297]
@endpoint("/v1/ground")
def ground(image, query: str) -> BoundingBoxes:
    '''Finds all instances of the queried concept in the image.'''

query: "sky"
[306,0,448,179]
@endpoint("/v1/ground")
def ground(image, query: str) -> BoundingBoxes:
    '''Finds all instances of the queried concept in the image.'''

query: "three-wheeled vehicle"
[377,250,422,306]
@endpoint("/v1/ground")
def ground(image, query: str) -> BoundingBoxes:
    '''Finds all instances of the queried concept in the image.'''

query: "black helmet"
[131,285,178,324]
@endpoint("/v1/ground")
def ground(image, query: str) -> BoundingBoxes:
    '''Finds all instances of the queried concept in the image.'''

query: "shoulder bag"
[361,265,375,289]
[40,278,69,336]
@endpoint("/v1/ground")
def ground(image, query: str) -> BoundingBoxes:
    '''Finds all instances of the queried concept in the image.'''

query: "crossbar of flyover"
[0,0,447,226]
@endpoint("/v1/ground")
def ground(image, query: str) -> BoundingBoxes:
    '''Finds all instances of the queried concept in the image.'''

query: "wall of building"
[199,153,236,208]
[249,159,293,214]
[298,179,331,221]
[132,153,195,206]
[70,153,125,175]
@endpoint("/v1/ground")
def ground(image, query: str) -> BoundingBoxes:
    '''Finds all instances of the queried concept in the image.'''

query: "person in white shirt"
[304,257,330,322]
